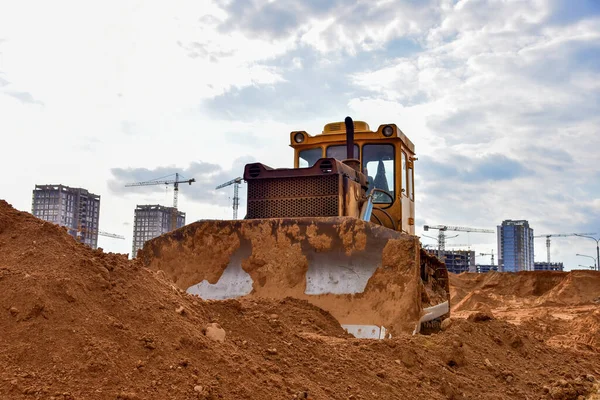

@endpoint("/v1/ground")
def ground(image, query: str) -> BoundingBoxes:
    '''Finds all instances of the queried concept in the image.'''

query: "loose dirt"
[2,200,600,399]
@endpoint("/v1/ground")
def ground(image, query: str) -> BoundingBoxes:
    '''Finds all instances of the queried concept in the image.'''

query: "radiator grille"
[247,197,339,218]
[246,175,340,218]
[248,175,338,199]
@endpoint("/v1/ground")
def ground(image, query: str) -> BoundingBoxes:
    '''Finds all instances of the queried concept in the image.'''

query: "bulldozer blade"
[138,217,449,337]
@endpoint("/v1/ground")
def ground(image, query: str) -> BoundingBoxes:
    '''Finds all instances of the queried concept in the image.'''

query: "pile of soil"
[2,200,600,399]
[450,271,600,307]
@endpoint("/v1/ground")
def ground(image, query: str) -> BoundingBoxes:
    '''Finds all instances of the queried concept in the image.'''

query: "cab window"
[299,148,322,168]
[407,156,414,200]
[326,144,359,160]
[401,151,408,197]
[363,144,395,204]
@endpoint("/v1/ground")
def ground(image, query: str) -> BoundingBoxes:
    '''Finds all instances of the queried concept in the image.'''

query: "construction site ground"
[1,199,600,400]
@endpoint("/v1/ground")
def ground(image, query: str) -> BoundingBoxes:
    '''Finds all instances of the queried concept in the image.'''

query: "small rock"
[401,353,416,368]
[557,379,568,387]
[586,374,595,382]
[376,370,386,379]
[9,307,19,316]
[506,375,513,384]
[175,306,185,315]
[269,314,279,320]
[542,386,550,394]
[193,385,203,393]
[204,323,226,342]
[394,359,401,365]
[440,318,453,331]
[484,359,493,369]
[267,348,278,355]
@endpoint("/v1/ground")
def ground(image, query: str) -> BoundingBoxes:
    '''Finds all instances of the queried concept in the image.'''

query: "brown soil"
[2,200,600,399]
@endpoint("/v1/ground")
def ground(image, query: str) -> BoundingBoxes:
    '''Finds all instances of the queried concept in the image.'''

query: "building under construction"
[534,262,564,271]
[425,249,476,274]
[132,204,185,257]
[476,264,499,273]
[31,184,100,248]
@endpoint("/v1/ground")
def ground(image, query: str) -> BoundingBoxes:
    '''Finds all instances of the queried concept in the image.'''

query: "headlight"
[294,132,305,143]
[382,125,394,137]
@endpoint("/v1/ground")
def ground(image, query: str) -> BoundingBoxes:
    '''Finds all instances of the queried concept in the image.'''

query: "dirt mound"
[450,271,600,309]
[2,200,600,400]
[452,290,501,313]
[536,270,600,306]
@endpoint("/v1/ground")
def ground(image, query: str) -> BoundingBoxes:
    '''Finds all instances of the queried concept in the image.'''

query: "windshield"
[299,148,322,168]
[362,144,395,204]
[326,144,359,160]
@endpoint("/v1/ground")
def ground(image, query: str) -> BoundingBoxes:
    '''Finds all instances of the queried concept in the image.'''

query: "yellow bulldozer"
[138,117,450,338]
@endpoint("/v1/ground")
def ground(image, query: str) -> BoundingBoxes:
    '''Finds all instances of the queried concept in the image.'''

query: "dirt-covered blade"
[138,217,448,336]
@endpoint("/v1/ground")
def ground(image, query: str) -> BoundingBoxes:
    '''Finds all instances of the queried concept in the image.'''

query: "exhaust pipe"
[343,116,361,173]
[345,116,354,159]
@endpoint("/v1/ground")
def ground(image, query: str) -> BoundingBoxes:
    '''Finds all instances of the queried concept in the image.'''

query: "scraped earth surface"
[1,200,600,400]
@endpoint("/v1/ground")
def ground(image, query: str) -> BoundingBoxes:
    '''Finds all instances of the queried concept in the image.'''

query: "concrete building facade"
[31,184,101,248]
[497,219,535,272]
[132,204,185,257]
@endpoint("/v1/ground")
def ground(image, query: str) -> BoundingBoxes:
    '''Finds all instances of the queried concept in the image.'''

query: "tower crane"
[125,173,196,231]
[215,177,243,219]
[534,232,596,263]
[479,249,495,266]
[423,224,495,259]
[64,225,125,248]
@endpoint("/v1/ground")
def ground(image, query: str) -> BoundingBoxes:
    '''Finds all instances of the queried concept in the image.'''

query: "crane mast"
[215,177,243,219]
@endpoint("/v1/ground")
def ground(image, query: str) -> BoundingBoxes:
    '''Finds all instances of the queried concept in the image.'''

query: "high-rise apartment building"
[497,220,534,272]
[31,184,101,248]
[132,204,185,257]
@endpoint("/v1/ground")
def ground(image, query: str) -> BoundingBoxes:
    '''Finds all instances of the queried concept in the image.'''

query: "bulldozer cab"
[290,121,416,234]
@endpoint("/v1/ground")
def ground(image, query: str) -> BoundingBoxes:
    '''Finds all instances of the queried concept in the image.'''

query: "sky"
[1,0,599,269]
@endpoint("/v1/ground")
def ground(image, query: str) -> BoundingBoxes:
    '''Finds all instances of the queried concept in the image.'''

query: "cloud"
[201,46,372,122]
[3,90,43,105]
[214,0,342,39]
